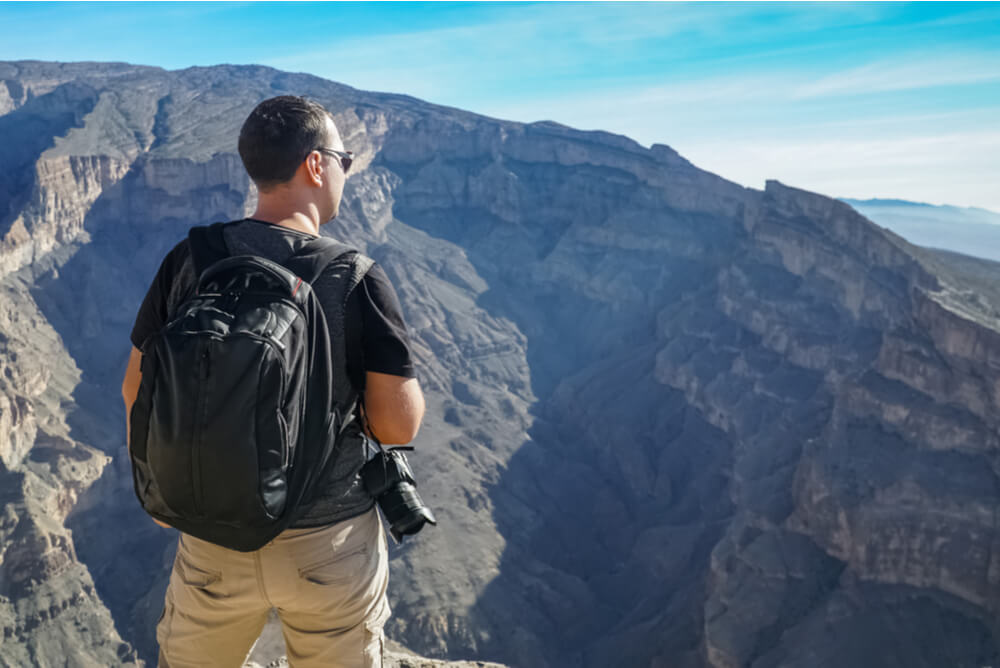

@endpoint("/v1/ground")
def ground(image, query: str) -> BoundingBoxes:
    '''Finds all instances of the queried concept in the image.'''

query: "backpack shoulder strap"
[188,222,229,276]
[344,253,375,306]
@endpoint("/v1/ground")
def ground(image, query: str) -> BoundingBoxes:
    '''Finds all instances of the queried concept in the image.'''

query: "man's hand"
[363,371,425,444]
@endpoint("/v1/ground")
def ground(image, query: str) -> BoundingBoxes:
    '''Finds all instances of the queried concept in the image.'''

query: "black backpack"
[129,222,368,551]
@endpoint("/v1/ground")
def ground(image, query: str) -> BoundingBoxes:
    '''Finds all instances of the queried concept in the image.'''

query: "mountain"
[841,197,1000,263]
[2,60,1000,668]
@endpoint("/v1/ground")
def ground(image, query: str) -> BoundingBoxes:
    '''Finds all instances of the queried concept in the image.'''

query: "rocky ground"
[242,612,507,668]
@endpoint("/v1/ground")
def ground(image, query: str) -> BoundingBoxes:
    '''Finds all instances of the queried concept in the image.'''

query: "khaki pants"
[157,508,390,668]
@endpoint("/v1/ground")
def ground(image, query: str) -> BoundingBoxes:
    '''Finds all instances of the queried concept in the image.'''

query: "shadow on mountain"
[378,178,742,666]
[470,362,734,668]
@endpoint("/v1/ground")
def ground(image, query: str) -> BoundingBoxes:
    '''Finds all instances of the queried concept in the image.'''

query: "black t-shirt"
[129,218,416,526]
[130,220,416,389]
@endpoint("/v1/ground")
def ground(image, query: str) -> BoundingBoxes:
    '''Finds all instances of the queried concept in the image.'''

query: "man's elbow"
[365,376,425,445]
[379,423,420,445]
[377,399,425,445]
[404,385,426,443]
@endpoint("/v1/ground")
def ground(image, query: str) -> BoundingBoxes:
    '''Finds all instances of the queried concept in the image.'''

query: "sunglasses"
[315,147,354,174]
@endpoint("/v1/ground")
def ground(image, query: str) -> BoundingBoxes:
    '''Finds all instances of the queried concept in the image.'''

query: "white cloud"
[482,50,1000,125]
[260,4,898,103]
[791,54,1000,99]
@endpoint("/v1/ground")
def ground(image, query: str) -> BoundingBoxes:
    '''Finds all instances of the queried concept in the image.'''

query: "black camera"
[360,446,436,543]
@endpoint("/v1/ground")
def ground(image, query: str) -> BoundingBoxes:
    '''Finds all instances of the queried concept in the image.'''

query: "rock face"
[1,60,999,667]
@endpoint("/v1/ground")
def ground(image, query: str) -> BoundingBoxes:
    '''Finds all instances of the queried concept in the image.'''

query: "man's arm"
[363,371,425,445]
[122,346,171,529]
[122,346,143,451]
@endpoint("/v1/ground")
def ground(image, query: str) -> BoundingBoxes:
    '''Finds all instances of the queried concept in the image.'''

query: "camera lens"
[380,482,437,541]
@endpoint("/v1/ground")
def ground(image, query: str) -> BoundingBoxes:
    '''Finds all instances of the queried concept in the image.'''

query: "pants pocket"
[173,538,226,600]
[177,554,222,588]
[297,545,370,586]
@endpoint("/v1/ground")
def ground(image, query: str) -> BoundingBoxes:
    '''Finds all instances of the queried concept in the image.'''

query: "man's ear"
[303,150,324,187]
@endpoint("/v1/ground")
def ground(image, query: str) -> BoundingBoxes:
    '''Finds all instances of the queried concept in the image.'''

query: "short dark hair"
[238,96,333,191]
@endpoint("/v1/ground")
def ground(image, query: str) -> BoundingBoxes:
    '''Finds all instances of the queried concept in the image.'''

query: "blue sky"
[2,2,999,212]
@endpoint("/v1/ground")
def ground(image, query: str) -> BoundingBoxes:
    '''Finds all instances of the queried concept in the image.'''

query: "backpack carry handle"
[198,255,309,297]
[284,237,357,284]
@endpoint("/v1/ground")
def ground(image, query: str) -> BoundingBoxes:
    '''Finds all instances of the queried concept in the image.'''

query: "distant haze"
[843,198,1000,263]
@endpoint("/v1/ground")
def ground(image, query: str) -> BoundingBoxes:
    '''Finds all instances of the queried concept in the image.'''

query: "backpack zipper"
[278,411,290,470]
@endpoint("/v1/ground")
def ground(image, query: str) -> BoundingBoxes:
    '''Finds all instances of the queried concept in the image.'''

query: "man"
[121,95,425,667]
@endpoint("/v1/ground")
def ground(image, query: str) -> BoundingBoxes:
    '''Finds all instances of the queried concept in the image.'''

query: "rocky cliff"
[1,60,998,667]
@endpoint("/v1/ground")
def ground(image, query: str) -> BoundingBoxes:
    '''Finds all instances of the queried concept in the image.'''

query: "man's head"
[238,95,350,222]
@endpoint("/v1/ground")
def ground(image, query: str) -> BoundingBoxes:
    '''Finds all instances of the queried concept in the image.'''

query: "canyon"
[1,61,999,667]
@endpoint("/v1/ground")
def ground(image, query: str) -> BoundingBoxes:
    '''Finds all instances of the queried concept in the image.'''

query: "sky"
[2,2,999,212]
